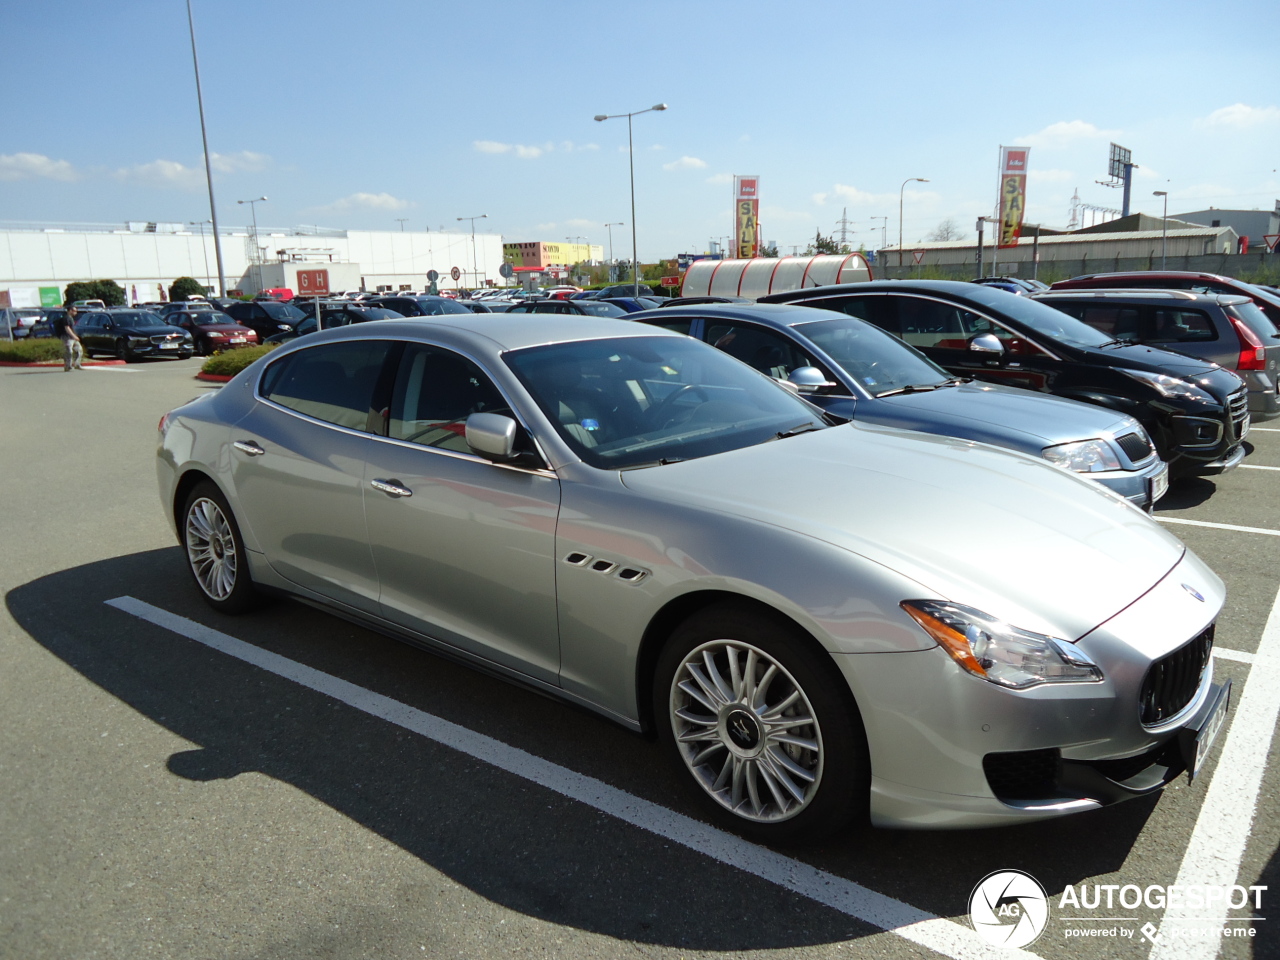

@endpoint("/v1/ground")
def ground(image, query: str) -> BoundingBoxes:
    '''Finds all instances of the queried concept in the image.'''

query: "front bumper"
[838,551,1224,828]
[1093,456,1169,510]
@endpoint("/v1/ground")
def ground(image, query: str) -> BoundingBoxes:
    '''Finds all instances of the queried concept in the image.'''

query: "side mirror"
[465,412,518,461]
[787,366,838,394]
[968,332,1004,355]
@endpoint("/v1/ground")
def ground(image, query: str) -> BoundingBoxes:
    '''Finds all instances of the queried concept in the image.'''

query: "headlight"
[1041,438,1121,473]
[901,600,1103,689]
[1120,368,1214,402]
[129,336,149,346]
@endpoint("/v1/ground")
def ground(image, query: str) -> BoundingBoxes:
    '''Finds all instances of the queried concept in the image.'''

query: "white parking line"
[105,596,1033,960]
[1239,464,1280,471]
[1248,427,1280,432]
[1148,581,1280,960]
[1214,648,1256,666]
[1156,517,1280,537]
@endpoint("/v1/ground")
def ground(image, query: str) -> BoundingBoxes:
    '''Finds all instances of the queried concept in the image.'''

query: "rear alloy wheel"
[655,603,868,842]
[181,481,261,614]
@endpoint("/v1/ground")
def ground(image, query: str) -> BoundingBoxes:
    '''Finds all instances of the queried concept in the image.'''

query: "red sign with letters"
[297,269,330,296]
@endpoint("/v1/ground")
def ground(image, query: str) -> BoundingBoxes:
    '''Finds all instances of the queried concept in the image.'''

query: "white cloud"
[1018,120,1118,150]
[474,140,546,159]
[1028,168,1075,183]
[328,192,411,212]
[116,158,205,190]
[1200,104,1280,129]
[0,152,77,182]
[208,151,269,174]
[812,192,828,206]
[663,155,707,172]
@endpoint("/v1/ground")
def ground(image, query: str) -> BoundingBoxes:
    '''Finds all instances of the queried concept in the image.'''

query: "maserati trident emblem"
[1181,583,1205,602]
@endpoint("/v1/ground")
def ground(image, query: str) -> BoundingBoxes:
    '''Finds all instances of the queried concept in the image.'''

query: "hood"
[866,380,1136,448]
[620,423,1184,641]
[1081,341,1223,378]
[117,322,186,336]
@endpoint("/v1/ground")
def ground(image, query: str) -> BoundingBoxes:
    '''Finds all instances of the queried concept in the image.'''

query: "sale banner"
[997,147,1029,248]
[734,176,760,259]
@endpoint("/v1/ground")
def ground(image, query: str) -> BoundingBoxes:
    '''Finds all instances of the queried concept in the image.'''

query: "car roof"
[628,301,848,329]
[280,315,687,355]
[1034,289,1249,305]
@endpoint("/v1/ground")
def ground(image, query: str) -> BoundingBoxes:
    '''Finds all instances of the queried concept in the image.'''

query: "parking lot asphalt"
[1,359,1276,960]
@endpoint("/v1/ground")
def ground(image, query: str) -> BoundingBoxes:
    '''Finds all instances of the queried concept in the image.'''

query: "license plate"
[230,337,246,343]
[159,342,179,350]
[1181,680,1231,782]
[1150,464,1169,505]
[1240,414,1251,439]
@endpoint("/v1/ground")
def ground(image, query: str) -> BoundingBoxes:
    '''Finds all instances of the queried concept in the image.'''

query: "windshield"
[966,285,1114,346]
[1233,282,1280,329]
[505,335,828,470]
[1227,300,1280,339]
[577,301,627,317]
[419,299,472,315]
[794,316,951,396]
[258,301,305,320]
[109,312,163,325]
[190,312,236,327]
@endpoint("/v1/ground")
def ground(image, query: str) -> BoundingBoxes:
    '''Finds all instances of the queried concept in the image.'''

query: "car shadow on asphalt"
[7,548,1159,952]
[1155,476,1220,511]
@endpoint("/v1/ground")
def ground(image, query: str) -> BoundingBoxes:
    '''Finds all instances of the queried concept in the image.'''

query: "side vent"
[590,559,618,574]
[563,552,591,566]
[617,567,648,583]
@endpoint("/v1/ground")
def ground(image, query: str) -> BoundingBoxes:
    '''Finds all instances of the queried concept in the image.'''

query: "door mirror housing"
[787,366,839,394]
[968,332,1004,354]
[465,412,518,461]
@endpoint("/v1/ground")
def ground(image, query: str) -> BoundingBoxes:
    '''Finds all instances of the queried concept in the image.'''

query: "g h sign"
[297,269,330,296]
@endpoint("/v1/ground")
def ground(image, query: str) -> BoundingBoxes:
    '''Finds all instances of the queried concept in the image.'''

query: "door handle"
[233,440,265,456]
[370,478,413,498]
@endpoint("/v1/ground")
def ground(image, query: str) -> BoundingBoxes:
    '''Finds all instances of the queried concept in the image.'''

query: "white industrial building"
[0,221,506,300]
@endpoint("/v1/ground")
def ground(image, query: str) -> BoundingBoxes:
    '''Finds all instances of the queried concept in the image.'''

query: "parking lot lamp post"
[870,215,888,255]
[186,0,226,296]
[604,222,623,282]
[396,218,408,232]
[898,178,928,269]
[457,214,488,290]
[594,103,668,295]
[189,220,212,293]
[1153,191,1168,269]
[237,197,266,294]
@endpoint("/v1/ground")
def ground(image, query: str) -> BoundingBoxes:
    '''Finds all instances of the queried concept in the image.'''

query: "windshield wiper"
[619,456,686,470]
[772,421,824,440]
[1103,337,1142,346]
[874,383,945,398]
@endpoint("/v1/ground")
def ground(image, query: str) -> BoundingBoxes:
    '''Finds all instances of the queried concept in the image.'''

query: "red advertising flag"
[734,176,760,258]
[998,147,1030,249]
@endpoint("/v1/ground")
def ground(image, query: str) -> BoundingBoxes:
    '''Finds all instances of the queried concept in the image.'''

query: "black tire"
[654,602,869,843]
[115,338,132,363]
[180,480,263,614]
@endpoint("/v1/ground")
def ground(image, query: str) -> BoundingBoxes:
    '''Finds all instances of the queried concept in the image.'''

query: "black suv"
[220,299,306,339]
[761,280,1250,477]
[75,310,193,361]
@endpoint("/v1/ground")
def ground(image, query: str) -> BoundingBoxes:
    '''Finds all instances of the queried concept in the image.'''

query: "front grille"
[1140,625,1213,725]
[983,748,1060,801]
[1116,431,1155,463]
[150,333,185,345]
[1228,388,1249,440]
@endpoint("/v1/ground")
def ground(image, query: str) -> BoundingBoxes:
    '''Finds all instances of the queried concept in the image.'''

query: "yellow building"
[503,241,603,270]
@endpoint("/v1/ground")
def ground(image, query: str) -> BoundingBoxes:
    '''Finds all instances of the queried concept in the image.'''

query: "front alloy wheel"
[671,639,824,823]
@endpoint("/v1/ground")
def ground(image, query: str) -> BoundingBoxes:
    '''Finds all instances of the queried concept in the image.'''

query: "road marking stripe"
[105,595,1031,960]
[1214,648,1256,665]
[1155,517,1280,537]
[1148,581,1280,960]
[1239,464,1280,471]
[1248,427,1280,432]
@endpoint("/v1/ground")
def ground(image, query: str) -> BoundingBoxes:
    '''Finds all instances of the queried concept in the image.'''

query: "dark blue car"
[627,302,1169,509]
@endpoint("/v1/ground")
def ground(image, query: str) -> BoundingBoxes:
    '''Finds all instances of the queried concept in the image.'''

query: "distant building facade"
[1170,202,1280,249]
[503,241,604,274]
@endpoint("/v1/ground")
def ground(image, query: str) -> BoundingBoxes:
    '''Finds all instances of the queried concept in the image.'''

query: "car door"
[229,339,393,614]
[361,341,562,682]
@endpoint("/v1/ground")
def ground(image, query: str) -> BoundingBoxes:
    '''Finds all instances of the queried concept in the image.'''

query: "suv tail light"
[1228,312,1267,371]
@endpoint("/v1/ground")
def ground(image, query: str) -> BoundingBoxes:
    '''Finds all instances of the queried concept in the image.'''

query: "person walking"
[57,307,83,371]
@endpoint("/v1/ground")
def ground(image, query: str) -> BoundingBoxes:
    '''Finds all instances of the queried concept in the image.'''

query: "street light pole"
[396,218,408,232]
[594,103,668,296]
[898,177,929,269]
[870,216,888,258]
[237,196,267,294]
[457,214,488,290]
[604,222,623,282]
[1153,190,1169,269]
[186,0,226,296]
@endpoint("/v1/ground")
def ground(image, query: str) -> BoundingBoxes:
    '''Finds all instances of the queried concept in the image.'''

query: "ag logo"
[969,870,1049,948]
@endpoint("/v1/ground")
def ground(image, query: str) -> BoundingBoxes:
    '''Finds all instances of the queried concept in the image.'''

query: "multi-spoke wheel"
[181,481,261,614]
[656,603,868,841]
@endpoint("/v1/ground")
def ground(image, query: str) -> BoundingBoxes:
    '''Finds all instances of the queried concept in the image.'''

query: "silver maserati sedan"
[157,317,1230,841]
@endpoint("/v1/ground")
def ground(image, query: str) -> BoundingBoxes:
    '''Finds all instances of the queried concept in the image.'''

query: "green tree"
[64,279,126,306]
[805,231,842,255]
[169,276,206,302]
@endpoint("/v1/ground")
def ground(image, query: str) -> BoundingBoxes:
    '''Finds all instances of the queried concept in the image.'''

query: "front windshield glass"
[965,285,1114,347]
[577,301,627,317]
[258,301,305,320]
[794,316,950,396]
[111,312,162,325]
[505,335,828,470]
[419,299,472,315]
[192,312,236,326]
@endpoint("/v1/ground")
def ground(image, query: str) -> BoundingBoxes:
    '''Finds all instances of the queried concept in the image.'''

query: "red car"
[165,310,260,355]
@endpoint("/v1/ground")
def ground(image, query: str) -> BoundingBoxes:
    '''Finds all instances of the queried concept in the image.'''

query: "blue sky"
[3,0,1277,259]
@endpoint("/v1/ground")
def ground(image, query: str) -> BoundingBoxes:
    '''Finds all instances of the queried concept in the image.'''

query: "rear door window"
[261,340,392,431]
[1149,308,1218,343]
